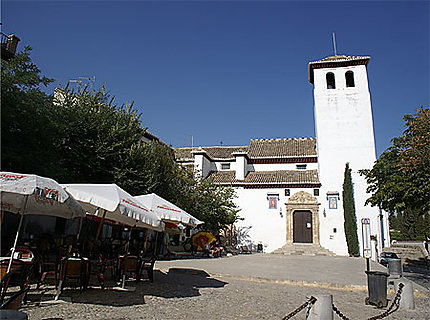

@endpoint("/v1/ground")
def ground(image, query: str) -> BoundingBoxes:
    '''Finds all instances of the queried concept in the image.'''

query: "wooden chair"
[0,286,30,310]
[118,255,140,282]
[140,256,156,282]
[37,259,58,288]
[59,257,87,293]
[0,260,31,305]
[89,254,106,289]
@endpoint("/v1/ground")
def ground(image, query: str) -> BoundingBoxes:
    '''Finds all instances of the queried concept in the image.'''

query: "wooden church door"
[293,210,313,243]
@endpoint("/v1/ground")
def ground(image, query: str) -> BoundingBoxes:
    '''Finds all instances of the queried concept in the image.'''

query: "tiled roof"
[309,55,370,65]
[248,138,316,158]
[174,138,316,160]
[210,170,319,185]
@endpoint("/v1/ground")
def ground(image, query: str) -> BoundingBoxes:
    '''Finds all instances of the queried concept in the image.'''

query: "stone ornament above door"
[287,191,318,204]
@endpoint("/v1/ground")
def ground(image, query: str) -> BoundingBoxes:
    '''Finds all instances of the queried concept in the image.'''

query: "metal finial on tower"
[332,33,337,56]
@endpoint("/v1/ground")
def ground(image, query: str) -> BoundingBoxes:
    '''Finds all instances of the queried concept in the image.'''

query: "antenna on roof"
[68,76,95,90]
[191,135,194,148]
[332,33,337,56]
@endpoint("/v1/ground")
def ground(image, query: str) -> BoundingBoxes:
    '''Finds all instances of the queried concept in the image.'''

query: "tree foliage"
[52,86,146,184]
[1,47,240,233]
[360,108,430,239]
[1,46,56,176]
[343,163,359,256]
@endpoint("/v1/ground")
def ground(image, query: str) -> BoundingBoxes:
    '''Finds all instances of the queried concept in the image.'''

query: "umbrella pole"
[7,195,29,273]
[143,228,149,254]
[125,227,133,254]
[0,209,4,227]
[95,209,107,241]
[76,217,83,240]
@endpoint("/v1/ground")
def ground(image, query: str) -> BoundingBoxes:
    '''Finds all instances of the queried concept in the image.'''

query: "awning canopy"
[62,184,164,231]
[0,172,84,219]
[134,193,203,227]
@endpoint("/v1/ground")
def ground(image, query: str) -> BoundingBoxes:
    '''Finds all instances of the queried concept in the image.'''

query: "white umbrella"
[0,172,85,272]
[62,184,164,232]
[134,193,203,227]
[61,184,164,294]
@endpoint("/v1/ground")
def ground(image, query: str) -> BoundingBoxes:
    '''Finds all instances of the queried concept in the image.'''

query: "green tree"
[343,163,359,256]
[52,86,146,184]
[360,108,430,240]
[189,176,239,233]
[1,46,56,175]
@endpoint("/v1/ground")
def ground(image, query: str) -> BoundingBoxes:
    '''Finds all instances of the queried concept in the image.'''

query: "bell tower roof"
[308,55,370,84]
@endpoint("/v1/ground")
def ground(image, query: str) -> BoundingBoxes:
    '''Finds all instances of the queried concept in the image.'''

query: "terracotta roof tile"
[210,170,319,185]
[174,138,316,160]
[309,55,370,65]
[248,138,316,158]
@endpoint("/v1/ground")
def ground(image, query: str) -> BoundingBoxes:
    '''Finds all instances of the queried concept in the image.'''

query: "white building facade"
[175,55,390,258]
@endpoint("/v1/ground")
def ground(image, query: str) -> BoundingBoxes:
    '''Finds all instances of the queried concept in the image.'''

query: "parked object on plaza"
[134,193,203,227]
[0,172,85,272]
[379,251,399,266]
[365,271,389,308]
[62,184,164,232]
[192,232,216,251]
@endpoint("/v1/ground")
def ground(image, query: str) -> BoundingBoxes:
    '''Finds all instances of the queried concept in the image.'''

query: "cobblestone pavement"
[23,254,429,320]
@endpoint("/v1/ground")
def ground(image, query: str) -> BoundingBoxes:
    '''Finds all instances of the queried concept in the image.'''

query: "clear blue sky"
[2,1,429,155]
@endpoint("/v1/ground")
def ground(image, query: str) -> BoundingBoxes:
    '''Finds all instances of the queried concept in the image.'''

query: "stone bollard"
[307,295,333,320]
[394,279,415,310]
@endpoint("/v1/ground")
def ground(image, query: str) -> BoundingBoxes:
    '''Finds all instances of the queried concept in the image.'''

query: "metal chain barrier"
[331,282,404,320]
[282,296,317,320]
[366,282,404,320]
[332,303,351,320]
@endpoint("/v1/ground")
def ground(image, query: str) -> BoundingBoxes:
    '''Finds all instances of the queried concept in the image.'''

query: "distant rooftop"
[174,138,317,161]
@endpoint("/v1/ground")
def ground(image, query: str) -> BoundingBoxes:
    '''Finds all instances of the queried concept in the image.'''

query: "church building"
[174,55,390,258]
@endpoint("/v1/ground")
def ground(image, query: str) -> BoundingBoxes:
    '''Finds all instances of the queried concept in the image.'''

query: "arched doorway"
[285,191,320,245]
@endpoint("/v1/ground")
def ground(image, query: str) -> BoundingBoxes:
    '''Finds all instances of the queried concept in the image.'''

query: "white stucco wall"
[234,187,286,253]
[234,187,323,253]
[233,155,248,180]
[193,153,212,178]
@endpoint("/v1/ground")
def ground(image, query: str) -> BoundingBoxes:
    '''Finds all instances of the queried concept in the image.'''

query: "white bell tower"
[309,55,390,257]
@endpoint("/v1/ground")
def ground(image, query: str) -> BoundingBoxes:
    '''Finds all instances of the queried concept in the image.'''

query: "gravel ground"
[20,255,430,320]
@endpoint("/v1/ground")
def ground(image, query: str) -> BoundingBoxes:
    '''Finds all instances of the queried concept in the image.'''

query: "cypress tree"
[343,163,360,256]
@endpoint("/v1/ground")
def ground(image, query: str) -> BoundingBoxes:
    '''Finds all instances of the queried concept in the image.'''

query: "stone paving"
[22,254,429,319]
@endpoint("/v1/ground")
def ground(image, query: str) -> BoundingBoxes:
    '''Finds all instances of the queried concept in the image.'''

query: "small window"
[345,71,355,87]
[333,228,337,233]
[285,189,290,196]
[221,163,230,170]
[296,164,307,170]
[326,72,336,89]
[313,189,319,196]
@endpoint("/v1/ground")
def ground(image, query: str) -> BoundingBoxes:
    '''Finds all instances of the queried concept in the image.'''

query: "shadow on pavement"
[43,268,228,307]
